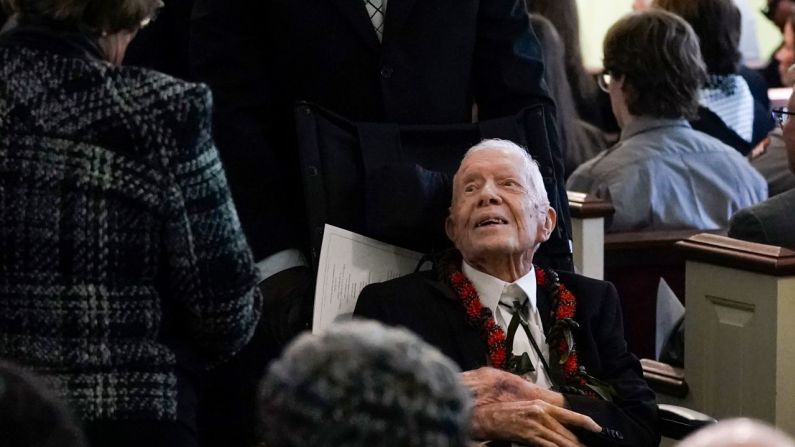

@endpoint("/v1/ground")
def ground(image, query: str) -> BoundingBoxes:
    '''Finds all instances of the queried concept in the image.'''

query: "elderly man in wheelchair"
[355,139,659,446]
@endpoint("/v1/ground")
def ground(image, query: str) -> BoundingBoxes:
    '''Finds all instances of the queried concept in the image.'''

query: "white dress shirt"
[462,262,552,388]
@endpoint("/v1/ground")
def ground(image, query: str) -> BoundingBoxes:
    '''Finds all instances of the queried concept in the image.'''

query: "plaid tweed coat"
[0,29,262,422]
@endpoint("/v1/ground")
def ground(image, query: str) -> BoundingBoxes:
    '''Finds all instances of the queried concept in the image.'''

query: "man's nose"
[477,183,502,206]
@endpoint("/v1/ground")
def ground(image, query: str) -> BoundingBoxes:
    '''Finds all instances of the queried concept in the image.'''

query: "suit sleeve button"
[380,65,394,78]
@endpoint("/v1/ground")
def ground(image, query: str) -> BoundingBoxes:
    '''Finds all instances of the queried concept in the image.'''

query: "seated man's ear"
[538,207,557,243]
[445,212,456,242]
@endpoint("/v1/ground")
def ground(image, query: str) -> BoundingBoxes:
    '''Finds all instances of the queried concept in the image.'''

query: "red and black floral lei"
[442,252,613,400]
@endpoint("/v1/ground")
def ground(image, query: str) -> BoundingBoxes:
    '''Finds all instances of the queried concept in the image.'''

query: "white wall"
[577,0,781,69]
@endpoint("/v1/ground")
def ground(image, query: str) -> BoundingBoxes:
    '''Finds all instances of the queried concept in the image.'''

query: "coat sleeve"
[728,207,769,245]
[564,281,660,447]
[162,84,263,365]
[189,0,298,259]
[472,0,551,120]
[354,282,394,324]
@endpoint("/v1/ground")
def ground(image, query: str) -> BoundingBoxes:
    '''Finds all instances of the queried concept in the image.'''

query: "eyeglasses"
[772,107,795,130]
[140,0,164,28]
[597,71,613,93]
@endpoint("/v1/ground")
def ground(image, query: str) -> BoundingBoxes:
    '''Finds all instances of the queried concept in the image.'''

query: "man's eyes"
[501,179,522,188]
[462,179,522,192]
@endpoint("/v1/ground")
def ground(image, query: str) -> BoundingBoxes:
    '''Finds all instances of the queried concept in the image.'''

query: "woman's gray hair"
[459,138,550,208]
[258,320,472,447]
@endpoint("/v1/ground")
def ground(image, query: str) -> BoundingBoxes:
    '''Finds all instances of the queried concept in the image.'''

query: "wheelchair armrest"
[659,404,717,440]
[641,358,689,398]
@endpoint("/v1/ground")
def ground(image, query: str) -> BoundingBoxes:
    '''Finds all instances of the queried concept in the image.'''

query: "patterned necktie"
[499,285,551,386]
[364,0,386,42]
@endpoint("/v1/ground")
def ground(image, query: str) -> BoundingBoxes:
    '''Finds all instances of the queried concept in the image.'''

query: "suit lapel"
[428,278,489,370]
[536,276,553,337]
[382,0,417,43]
[329,0,380,50]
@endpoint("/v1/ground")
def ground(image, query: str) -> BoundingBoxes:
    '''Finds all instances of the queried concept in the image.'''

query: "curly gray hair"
[258,320,472,447]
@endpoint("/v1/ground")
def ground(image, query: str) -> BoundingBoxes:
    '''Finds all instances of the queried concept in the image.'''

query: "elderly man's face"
[445,147,555,263]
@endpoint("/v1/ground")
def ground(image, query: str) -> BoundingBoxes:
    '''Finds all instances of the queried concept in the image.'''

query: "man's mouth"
[475,217,508,228]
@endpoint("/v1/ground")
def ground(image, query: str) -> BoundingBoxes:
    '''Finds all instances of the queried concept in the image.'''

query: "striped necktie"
[364,0,387,42]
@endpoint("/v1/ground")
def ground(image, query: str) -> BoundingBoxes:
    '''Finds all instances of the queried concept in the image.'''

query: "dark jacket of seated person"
[728,188,795,249]
[0,13,262,436]
[729,99,795,249]
[356,138,658,447]
[566,9,766,232]
[752,128,795,197]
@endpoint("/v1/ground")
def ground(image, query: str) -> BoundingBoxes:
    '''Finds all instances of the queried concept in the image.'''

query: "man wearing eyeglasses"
[729,97,795,249]
[568,10,766,233]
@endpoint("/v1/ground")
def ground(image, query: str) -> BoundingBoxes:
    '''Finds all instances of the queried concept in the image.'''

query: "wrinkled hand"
[461,367,538,406]
[472,401,601,447]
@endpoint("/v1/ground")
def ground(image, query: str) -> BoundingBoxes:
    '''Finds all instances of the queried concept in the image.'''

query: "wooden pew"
[567,190,724,359]
[567,191,614,280]
[678,234,795,433]
[604,229,719,359]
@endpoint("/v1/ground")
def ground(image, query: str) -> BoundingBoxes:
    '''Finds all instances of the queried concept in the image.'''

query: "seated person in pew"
[258,320,472,447]
[752,123,795,197]
[729,87,795,249]
[567,10,766,232]
[355,139,659,446]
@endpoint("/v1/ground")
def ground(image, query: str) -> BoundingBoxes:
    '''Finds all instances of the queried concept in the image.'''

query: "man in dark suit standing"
[356,139,658,446]
[729,89,795,250]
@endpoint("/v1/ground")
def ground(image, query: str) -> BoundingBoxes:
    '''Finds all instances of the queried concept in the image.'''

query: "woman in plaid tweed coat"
[0,0,263,445]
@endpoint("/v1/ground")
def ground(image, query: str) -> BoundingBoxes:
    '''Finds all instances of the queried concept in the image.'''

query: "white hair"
[457,138,549,207]
[677,419,795,447]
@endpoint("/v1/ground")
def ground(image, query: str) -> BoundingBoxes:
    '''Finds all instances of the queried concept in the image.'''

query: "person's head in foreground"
[602,9,707,128]
[677,418,795,447]
[445,139,556,282]
[258,320,472,447]
[0,360,86,447]
[4,0,163,64]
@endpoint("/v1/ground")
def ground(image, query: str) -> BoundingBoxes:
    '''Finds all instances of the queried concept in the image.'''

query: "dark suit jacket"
[124,0,195,80]
[355,269,659,447]
[729,188,795,250]
[190,0,558,259]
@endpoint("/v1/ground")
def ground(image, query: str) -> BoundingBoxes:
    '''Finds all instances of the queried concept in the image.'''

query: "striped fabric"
[699,74,755,143]
[0,45,262,422]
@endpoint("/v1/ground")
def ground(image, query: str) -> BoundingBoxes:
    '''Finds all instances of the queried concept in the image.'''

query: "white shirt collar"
[462,261,537,315]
